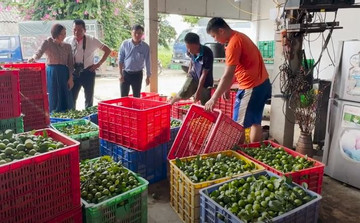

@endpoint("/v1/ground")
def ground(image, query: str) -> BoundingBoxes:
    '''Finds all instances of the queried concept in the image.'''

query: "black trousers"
[121,70,143,97]
[72,69,96,108]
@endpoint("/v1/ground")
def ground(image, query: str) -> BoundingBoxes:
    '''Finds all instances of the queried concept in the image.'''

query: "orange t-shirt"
[226,31,269,89]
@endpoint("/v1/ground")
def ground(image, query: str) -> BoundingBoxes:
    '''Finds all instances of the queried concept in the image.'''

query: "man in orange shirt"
[204,17,271,143]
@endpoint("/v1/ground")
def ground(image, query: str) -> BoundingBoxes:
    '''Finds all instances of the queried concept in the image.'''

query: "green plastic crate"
[81,158,149,223]
[258,41,275,64]
[0,116,24,133]
[51,119,100,160]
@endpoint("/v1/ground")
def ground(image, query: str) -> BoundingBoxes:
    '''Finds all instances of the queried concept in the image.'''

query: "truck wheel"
[181,66,189,73]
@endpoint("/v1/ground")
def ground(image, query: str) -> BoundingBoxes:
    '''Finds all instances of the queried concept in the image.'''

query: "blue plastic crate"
[50,117,72,123]
[199,170,322,223]
[99,139,114,157]
[50,113,98,124]
[109,141,168,184]
[168,118,182,153]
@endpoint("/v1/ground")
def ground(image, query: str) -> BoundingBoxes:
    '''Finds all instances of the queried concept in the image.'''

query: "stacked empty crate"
[98,97,171,184]
[0,69,24,133]
[51,119,100,160]
[0,128,81,222]
[4,63,49,131]
[168,105,245,222]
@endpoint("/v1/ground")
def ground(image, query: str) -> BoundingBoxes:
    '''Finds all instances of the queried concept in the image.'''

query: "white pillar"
[269,32,295,147]
[144,0,158,93]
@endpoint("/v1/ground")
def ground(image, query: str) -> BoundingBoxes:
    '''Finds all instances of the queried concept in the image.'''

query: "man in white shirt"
[64,19,111,108]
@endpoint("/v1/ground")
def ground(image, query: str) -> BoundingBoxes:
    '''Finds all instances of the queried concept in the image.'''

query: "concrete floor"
[83,68,360,223]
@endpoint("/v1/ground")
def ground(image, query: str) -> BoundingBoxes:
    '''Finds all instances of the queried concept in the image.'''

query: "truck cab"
[0,36,23,63]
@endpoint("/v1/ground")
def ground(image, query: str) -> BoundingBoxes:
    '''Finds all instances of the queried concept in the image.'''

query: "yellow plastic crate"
[169,150,265,223]
[245,128,250,143]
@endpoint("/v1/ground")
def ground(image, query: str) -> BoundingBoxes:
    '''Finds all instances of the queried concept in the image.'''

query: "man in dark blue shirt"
[170,32,214,105]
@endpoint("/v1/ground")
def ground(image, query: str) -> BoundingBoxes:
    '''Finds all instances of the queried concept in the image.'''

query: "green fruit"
[4,147,15,155]
[0,160,7,165]
[0,143,6,150]
[24,139,34,149]
[16,144,25,151]
[2,139,9,145]
[28,149,37,156]
[3,129,13,139]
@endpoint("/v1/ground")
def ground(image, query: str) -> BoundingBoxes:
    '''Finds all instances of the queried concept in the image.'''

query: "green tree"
[183,15,200,26]
[4,0,176,50]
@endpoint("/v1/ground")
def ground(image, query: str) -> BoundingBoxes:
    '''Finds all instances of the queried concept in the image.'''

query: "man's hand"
[119,74,124,83]
[67,78,74,90]
[194,90,201,102]
[146,76,150,86]
[88,63,101,72]
[222,90,230,100]
[204,98,216,112]
[28,58,35,63]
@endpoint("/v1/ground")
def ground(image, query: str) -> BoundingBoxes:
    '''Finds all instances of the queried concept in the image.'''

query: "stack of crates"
[167,104,245,222]
[0,128,81,222]
[98,97,171,184]
[4,63,50,131]
[0,69,24,133]
[169,151,264,223]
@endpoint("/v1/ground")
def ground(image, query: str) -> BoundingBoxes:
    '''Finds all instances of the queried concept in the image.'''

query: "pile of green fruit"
[239,144,315,173]
[209,174,315,222]
[52,106,98,119]
[175,153,258,183]
[80,156,141,204]
[0,129,65,165]
[170,119,182,128]
[181,104,191,110]
[55,122,98,136]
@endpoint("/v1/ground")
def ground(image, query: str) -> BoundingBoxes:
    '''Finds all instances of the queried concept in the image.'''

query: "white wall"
[303,9,360,80]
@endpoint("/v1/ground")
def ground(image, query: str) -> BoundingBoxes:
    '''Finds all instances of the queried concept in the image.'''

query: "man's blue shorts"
[233,79,271,128]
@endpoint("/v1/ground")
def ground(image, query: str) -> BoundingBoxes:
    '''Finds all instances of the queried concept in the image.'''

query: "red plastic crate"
[0,70,21,119]
[0,128,81,223]
[168,104,244,160]
[45,206,82,223]
[4,63,46,98]
[21,94,50,131]
[206,111,244,153]
[236,140,325,194]
[211,88,237,119]
[98,97,170,151]
[171,99,193,120]
[129,92,160,100]
[168,105,219,160]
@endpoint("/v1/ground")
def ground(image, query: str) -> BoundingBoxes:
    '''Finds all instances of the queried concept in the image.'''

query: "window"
[0,39,10,50]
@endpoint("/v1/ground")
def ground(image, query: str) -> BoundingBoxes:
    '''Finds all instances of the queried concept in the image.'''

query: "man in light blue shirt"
[118,25,151,97]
